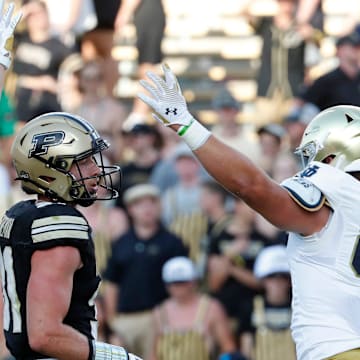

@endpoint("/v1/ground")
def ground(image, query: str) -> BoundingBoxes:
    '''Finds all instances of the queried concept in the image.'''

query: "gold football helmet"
[11,112,121,206]
[296,105,360,172]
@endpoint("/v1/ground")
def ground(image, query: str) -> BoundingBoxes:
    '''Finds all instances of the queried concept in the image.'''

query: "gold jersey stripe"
[32,215,87,229]
[32,229,89,243]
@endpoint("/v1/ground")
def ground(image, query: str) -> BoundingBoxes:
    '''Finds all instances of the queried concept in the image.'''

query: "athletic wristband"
[177,118,211,150]
[90,340,129,360]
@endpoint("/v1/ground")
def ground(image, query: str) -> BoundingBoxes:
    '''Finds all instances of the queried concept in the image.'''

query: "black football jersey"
[0,200,100,359]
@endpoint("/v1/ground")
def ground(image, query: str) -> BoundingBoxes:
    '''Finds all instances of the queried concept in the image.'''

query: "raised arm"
[0,1,22,93]
[138,64,331,236]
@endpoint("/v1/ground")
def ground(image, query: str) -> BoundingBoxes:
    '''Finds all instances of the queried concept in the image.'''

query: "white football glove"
[0,0,21,69]
[92,341,144,360]
[138,63,193,127]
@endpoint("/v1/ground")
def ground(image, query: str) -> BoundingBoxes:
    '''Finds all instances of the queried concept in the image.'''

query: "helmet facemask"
[295,140,323,168]
[69,150,121,207]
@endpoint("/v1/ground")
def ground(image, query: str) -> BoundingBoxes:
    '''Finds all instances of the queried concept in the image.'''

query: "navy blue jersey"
[0,200,100,359]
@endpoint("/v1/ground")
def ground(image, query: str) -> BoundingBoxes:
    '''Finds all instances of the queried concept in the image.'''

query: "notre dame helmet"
[11,112,121,206]
[295,105,360,172]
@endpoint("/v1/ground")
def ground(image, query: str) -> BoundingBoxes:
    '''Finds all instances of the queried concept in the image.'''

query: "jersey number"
[0,246,21,332]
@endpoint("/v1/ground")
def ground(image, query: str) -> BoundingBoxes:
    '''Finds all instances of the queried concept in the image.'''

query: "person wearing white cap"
[150,256,241,360]
[161,255,199,284]
[253,245,290,279]
[246,245,295,360]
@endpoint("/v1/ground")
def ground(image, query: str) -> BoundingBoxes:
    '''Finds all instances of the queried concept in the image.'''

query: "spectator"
[283,102,320,153]
[78,198,129,276]
[211,88,261,164]
[299,31,360,110]
[247,245,295,360]
[115,0,166,122]
[81,0,121,96]
[256,123,286,173]
[150,124,210,193]
[207,197,262,355]
[95,295,124,346]
[73,60,128,163]
[149,124,182,192]
[44,0,97,47]
[249,0,321,123]
[115,123,161,208]
[12,0,72,122]
[151,256,238,360]
[161,143,209,263]
[199,179,233,278]
[56,52,84,112]
[271,151,301,184]
[103,183,188,359]
[295,0,323,32]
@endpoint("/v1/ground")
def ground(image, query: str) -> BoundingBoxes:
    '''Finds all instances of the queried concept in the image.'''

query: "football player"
[138,64,360,360]
[0,2,141,360]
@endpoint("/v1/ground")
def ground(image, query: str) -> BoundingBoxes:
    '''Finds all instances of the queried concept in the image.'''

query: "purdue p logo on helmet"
[28,131,65,157]
[296,105,360,172]
[11,112,121,206]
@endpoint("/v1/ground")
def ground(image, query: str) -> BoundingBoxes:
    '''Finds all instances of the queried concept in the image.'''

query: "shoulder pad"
[31,203,89,244]
[281,176,326,211]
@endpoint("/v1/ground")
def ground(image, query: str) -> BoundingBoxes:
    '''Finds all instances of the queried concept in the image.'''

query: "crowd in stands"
[1,0,360,359]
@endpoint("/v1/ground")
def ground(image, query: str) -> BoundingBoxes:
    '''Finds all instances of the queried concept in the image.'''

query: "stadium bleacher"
[112,0,360,125]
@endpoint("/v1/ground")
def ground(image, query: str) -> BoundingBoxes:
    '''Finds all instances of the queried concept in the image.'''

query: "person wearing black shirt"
[299,32,360,110]
[12,0,71,122]
[103,184,188,359]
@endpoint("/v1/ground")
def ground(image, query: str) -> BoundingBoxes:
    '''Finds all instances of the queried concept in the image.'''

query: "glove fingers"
[2,3,14,28]
[162,63,182,94]
[139,79,160,100]
[146,71,168,95]
[9,11,22,34]
[137,92,158,111]
[162,63,174,87]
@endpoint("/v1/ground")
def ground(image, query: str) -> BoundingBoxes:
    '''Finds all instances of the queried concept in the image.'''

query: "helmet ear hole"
[69,187,80,198]
[54,159,70,171]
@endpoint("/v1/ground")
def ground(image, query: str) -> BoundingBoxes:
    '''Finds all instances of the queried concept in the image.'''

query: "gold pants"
[111,310,154,359]
[327,348,360,359]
